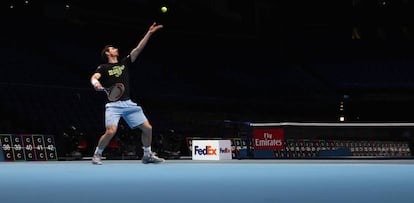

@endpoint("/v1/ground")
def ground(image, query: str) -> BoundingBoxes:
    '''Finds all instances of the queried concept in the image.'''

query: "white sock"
[143,146,151,156]
[94,147,103,155]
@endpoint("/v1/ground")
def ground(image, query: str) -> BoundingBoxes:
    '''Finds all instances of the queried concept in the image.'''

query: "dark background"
[2,0,414,156]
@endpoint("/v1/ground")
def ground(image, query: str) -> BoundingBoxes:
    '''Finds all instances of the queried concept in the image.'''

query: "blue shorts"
[105,99,148,128]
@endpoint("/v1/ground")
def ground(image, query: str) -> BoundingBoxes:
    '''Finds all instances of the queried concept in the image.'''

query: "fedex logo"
[220,147,231,153]
[192,140,232,160]
[194,145,217,155]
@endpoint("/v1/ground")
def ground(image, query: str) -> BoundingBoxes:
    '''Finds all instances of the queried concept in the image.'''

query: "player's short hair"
[101,45,114,61]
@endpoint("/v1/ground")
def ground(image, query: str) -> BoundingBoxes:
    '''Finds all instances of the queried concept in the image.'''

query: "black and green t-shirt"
[95,56,131,101]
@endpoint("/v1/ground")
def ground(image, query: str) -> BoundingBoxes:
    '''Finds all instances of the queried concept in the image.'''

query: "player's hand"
[149,22,163,33]
[94,83,104,91]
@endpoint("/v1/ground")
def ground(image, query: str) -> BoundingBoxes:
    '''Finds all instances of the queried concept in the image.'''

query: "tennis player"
[89,22,165,164]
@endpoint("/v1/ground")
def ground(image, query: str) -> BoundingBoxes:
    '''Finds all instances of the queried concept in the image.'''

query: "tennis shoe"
[92,154,103,165]
[142,152,165,164]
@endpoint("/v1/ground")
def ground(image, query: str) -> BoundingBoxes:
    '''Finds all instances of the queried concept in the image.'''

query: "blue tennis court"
[1,159,414,203]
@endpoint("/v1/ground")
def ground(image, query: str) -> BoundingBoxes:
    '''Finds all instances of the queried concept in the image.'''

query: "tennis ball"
[161,6,168,13]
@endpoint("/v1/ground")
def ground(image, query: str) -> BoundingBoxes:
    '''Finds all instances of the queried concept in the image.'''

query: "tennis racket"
[100,83,125,102]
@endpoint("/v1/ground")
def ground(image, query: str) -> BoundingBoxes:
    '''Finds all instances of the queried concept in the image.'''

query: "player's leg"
[140,121,152,149]
[137,121,164,163]
[92,125,118,165]
[92,106,121,165]
[97,125,118,150]
[123,101,164,163]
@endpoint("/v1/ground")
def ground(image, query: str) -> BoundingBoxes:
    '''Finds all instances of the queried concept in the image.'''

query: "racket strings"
[107,83,125,101]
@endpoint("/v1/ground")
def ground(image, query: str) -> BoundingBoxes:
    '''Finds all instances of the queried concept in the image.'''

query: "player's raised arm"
[130,22,163,63]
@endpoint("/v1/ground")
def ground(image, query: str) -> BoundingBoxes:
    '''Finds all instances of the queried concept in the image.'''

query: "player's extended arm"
[90,73,103,90]
[130,22,163,63]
